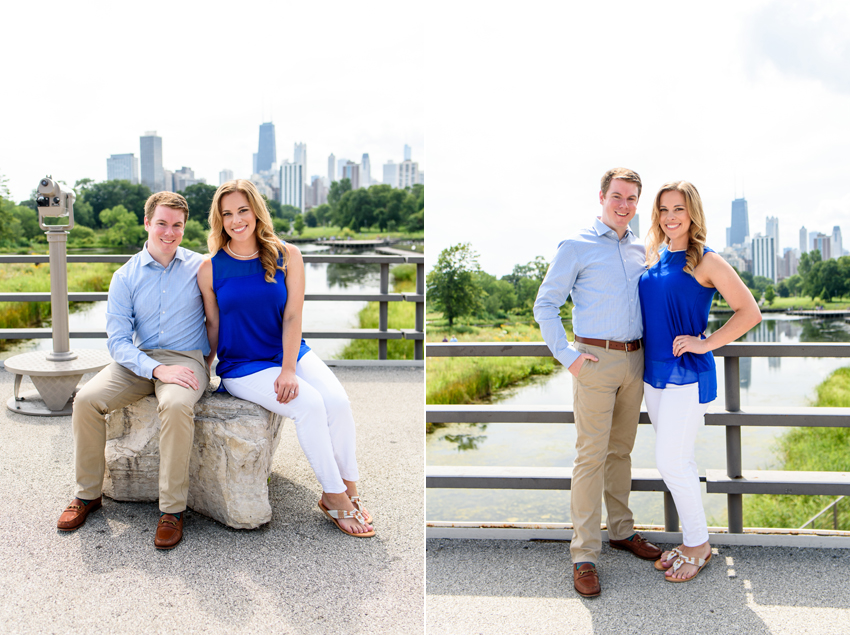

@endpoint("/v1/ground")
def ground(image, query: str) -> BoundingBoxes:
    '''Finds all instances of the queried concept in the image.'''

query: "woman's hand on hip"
[274,369,299,404]
[673,334,709,357]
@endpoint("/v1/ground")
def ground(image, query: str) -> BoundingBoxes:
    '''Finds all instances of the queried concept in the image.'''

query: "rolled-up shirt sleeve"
[534,240,581,369]
[105,273,159,379]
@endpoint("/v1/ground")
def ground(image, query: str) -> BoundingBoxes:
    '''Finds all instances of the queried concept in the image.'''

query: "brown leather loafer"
[57,496,102,532]
[609,533,663,560]
[574,563,601,597]
[154,513,184,550]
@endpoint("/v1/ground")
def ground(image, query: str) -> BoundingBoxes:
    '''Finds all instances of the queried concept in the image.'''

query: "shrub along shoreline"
[741,366,850,530]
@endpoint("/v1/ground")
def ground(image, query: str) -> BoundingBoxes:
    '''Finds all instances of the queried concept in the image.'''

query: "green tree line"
[1,175,424,252]
[427,243,552,326]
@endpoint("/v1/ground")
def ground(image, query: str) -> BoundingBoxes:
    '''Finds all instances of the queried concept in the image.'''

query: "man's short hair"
[600,168,642,198]
[144,191,189,223]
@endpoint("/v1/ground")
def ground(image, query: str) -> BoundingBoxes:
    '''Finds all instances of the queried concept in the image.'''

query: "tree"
[426,243,482,326]
[304,209,318,227]
[180,183,217,229]
[293,214,305,235]
[80,180,151,227]
[764,285,776,305]
[279,205,300,222]
[273,217,290,234]
[99,204,145,246]
[312,203,332,226]
[328,178,352,209]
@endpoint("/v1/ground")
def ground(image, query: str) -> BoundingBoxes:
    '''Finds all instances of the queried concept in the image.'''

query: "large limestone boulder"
[102,387,286,529]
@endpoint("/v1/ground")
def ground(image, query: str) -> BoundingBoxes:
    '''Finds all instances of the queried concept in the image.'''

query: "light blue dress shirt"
[105,243,210,379]
[533,217,646,370]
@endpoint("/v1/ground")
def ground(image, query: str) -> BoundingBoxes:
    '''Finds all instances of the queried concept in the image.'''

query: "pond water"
[0,244,389,362]
[426,314,850,526]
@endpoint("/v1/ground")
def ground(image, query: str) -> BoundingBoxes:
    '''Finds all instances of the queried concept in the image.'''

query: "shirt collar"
[140,242,185,268]
[592,217,635,242]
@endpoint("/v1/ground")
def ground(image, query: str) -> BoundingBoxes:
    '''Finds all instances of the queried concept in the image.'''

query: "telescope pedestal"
[5,350,112,416]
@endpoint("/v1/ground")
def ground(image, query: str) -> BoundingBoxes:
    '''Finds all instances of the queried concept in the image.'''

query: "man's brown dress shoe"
[57,497,102,531]
[573,563,601,597]
[154,513,184,550]
[609,533,663,560]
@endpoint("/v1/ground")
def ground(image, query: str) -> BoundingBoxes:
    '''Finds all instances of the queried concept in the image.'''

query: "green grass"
[425,320,558,410]
[0,262,119,351]
[337,265,417,360]
[742,366,850,530]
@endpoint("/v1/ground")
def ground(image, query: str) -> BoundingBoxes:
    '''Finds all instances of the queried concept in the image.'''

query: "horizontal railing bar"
[0,292,420,303]
[706,469,850,495]
[426,466,682,491]
[426,341,850,358]
[0,254,413,265]
[0,328,419,341]
[426,404,850,427]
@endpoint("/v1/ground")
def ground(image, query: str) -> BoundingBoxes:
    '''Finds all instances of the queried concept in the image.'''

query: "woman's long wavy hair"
[645,180,708,276]
[208,179,288,283]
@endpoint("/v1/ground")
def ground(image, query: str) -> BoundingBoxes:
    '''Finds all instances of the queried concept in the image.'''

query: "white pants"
[644,382,710,547]
[222,351,359,494]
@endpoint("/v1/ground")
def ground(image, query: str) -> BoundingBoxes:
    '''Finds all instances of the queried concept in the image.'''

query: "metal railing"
[426,341,850,534]
[0,252,425,361]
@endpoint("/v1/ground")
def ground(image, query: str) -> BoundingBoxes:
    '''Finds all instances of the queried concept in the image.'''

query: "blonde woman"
[198,179,373,537]
[639,181,760,580]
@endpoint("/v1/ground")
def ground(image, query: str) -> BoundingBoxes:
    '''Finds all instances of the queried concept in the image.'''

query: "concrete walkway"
[427,538,850,635]
[0,365,424,635]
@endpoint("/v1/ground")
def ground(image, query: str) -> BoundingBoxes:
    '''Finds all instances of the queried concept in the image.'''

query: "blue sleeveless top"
[212,248,310,380]
[638,246,717,403]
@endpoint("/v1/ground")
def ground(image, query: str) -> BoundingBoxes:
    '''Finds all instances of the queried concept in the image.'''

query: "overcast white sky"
[1,1,423,204]
[425,0,850,277]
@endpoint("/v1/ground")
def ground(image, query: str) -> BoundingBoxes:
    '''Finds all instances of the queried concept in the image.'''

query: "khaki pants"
[72,349,209,514]
[570,341,644,564]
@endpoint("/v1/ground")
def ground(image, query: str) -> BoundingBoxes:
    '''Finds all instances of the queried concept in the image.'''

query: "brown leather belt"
[574,335,642,352]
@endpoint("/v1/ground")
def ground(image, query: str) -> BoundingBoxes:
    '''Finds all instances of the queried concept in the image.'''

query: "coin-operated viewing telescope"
[36,176,75,230]
[4,176,110,416]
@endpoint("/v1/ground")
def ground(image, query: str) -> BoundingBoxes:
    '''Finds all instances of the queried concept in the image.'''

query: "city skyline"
[0,3,423,205]
[426,1,850,277]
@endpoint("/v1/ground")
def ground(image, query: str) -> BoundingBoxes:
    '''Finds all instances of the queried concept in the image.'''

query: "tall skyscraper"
[398,160,419,189]
[752,234,776,282]
[219,169,234,185]
[106,153,139,184]
[383,160,399,187]
[328,154,336,182]
[727,197,749,247]
[831,226,843,259]
[799,226,808,254]
[256,122,277,173]
[163,169,174,193]
[812,233,831,260]
[766,216,779,250]
[281,162,304,213]
[294,142,307,168]
[342,161,360,190]
[361,153,371,188]
[404,144,412,161]
[140,131,163,192]
[337,158,349,180]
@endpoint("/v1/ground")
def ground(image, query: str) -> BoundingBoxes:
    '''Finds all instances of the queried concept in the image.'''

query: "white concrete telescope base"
[5,349,112,416]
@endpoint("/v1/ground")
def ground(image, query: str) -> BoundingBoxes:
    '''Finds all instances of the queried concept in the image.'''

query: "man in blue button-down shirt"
[534,168,662,597]
[57,191,210,550]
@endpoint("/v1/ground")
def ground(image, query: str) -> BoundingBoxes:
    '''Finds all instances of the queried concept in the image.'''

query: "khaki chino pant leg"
[73,349,208,514]
[569,343,643,564]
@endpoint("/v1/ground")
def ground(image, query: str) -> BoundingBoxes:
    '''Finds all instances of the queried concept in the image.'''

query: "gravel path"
[0,366,424,635]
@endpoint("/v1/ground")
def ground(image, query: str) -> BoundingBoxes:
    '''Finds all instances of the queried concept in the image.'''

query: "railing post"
[379,262,389,360]
[663,492,679,532]
[415,261,424,360]
[725,356,744,533]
